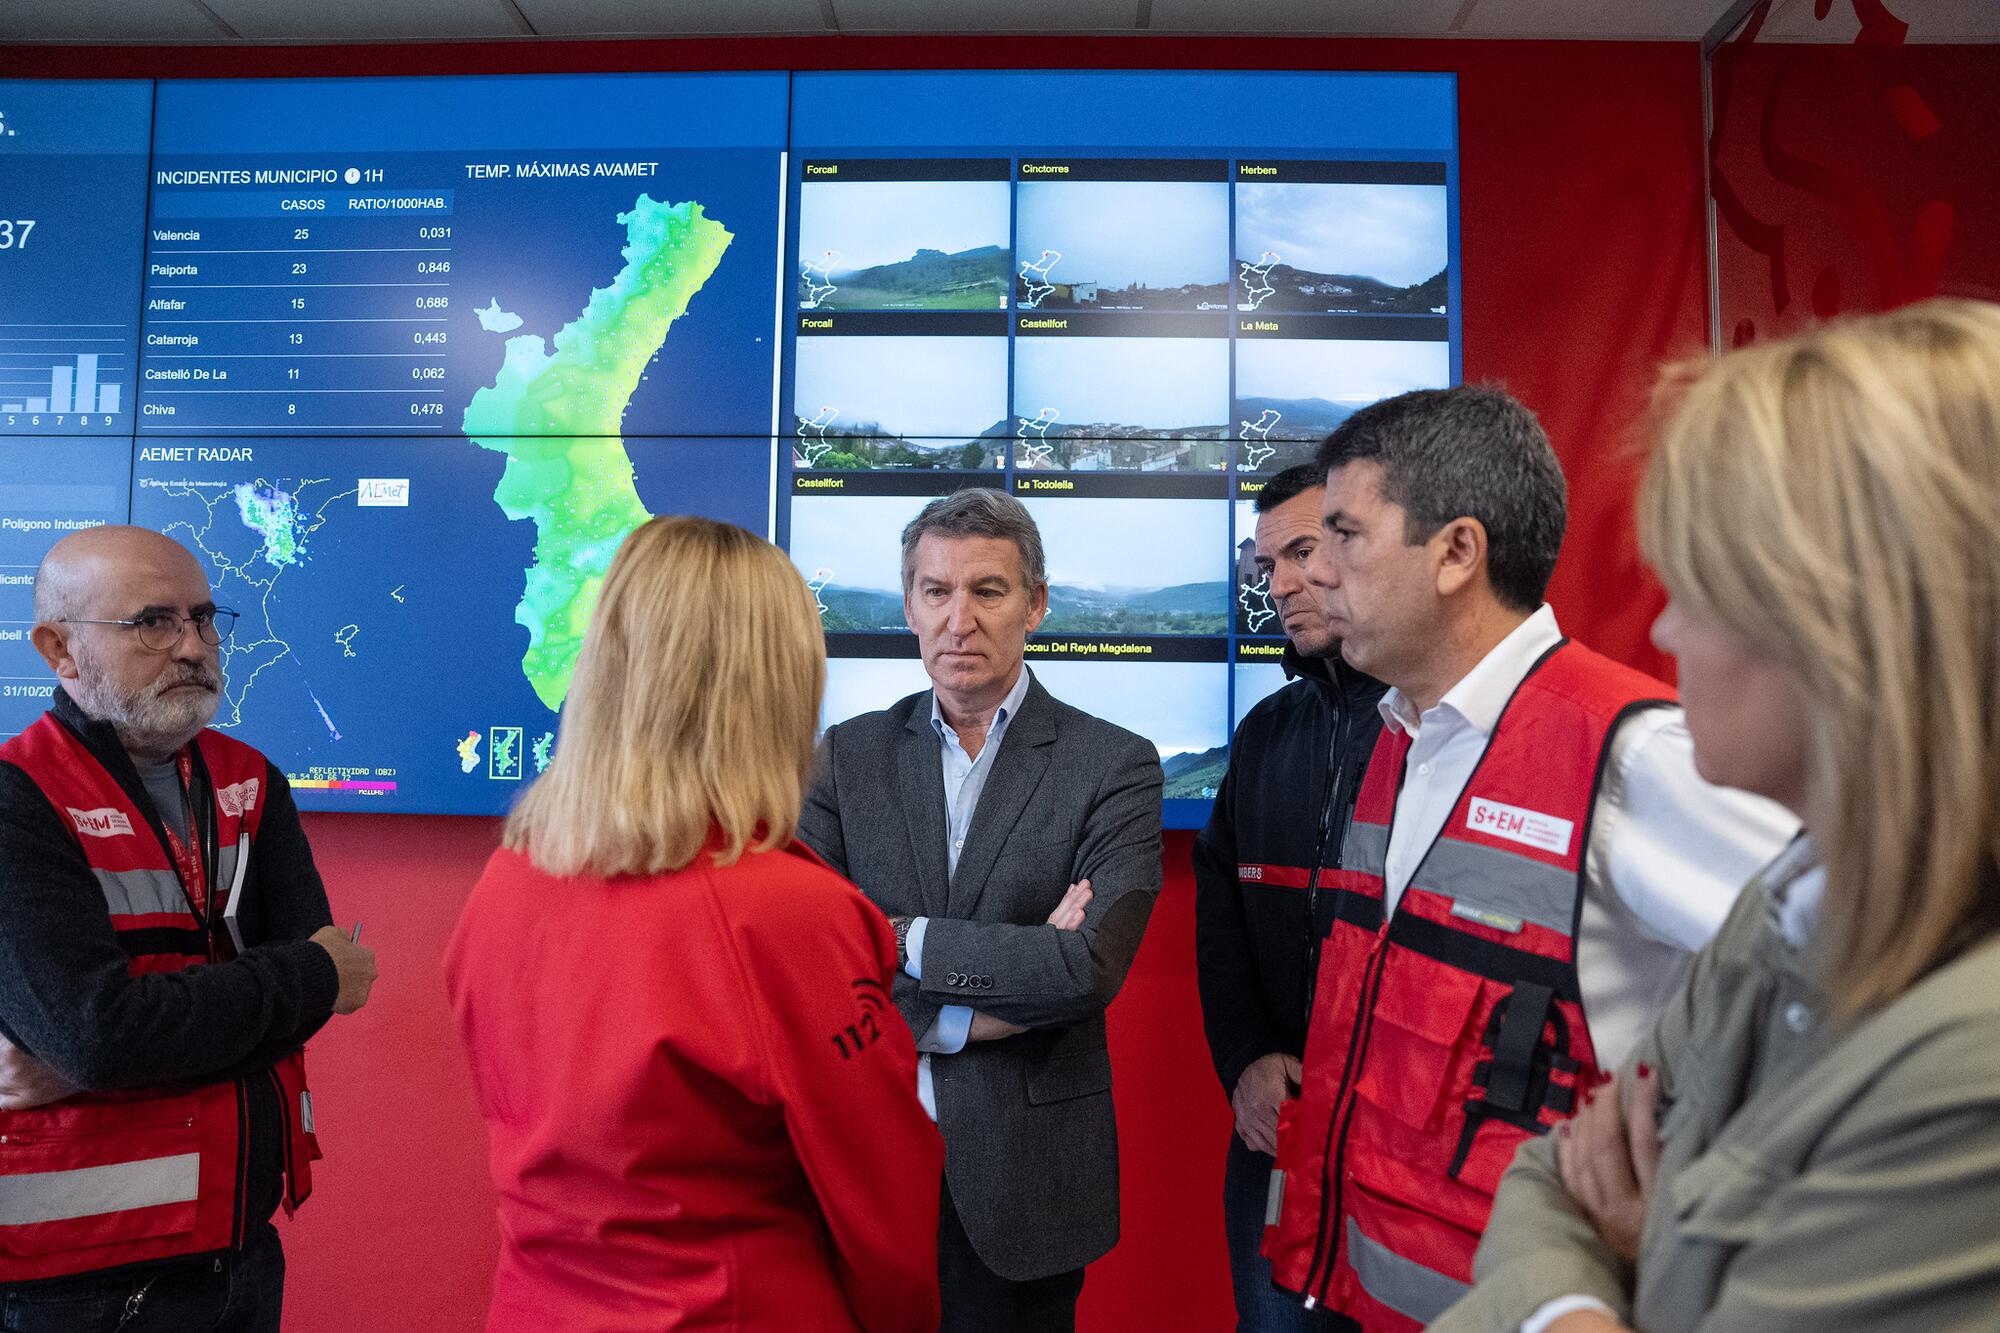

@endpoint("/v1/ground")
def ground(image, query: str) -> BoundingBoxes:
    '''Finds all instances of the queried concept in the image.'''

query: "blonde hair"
[1640,299,2000,1016]
[504,516,826,878]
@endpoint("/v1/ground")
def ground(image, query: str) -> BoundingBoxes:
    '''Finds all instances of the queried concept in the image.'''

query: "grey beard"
[70,657,224,761]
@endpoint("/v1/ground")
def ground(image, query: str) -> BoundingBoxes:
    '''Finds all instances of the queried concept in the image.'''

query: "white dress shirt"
[902,665,1033,1120]
[1377,605,1798,1072]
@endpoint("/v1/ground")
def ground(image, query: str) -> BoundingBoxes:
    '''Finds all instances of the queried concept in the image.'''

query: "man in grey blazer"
[799,487,1163,1332]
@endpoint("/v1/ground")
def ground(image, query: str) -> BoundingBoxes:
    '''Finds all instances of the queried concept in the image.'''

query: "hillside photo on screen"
[1022,495,1228,635]
[1235,181,1448,315]
[793,335,1009,467]
[1035,661,1230,798]
[788,493,930,631]
[1233,337,1452,446]
[1014,180,1229,312]
[796,179,1012,311]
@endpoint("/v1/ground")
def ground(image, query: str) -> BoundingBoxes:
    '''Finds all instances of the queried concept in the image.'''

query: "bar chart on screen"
[0,79,151,436]
[0,329,129,426]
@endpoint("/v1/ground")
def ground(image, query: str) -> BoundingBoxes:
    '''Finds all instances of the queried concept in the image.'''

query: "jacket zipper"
[1302,692,1366,1030]
[1299,694,1344,1030]
[267,1068,300,1215]
[1301,917,1392,1306]
[230,1078,250,1249]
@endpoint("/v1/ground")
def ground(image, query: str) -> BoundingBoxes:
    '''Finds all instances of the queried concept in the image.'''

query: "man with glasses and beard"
[0,525,376,1333]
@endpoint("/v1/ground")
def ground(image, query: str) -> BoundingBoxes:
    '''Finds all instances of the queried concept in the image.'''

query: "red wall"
[5,34,1712,1330]
[1711,34,2000,342]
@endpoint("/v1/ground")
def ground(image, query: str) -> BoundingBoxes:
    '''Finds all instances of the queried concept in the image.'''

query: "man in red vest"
[1261,387,1794,1331]
[0,525,376,1332]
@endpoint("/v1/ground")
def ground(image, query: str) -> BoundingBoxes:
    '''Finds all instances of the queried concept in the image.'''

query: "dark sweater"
[0,690,338,1266]
[1193,647,1387,1096]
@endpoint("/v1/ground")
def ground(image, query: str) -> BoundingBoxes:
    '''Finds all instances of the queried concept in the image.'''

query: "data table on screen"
[138,74,788,439]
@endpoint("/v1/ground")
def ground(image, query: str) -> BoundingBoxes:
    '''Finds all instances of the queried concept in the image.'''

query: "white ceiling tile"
[0,0,228,41]
[1149,0,1463,35]
[831,0,1138,33]
[199,0,526,41]
[513,0,832,36]
[1459,0,1736,40]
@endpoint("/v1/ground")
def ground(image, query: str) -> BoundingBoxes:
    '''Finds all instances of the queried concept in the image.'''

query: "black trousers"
[0,1223,284,1333]
[939,1179,1087,1333]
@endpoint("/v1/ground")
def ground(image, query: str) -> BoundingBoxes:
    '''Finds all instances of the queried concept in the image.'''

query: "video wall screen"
[0,70,1458,824]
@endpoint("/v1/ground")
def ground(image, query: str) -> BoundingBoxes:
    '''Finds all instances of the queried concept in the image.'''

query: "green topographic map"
[463,194,732,711]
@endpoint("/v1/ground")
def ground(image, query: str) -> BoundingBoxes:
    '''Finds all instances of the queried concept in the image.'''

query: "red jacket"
[445,839,943,1333]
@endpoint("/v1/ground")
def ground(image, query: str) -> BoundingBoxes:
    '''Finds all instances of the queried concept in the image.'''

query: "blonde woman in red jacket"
[445,516,944,1333]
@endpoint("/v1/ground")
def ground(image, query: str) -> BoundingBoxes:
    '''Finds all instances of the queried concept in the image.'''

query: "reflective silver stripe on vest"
[93,867,187,919]
[1409,836,1580,937]
[1342,821,1389,876]
[212,841,241,907]
[0,1153,200,1226]
[1346,1216,1470,1324]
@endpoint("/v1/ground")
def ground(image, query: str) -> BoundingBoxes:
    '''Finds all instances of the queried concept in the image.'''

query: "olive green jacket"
[1431,853,2000,1333]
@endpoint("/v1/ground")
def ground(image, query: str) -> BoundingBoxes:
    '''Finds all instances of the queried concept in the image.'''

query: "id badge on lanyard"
[160,748,213,949]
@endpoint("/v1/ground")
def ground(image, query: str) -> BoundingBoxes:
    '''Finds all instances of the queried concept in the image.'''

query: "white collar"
[1761,833,1825,950]
[1380,604,1563,740]
[929,663,1032,740]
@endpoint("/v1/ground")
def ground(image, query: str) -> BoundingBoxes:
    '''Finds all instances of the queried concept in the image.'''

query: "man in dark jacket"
[1196,465,1384,1332]
[0,525,376,1333]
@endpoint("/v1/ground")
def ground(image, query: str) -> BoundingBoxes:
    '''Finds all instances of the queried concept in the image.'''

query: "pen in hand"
[350,922,362,945]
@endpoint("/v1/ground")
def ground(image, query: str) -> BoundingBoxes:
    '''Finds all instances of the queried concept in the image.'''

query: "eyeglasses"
[62,608,240,652]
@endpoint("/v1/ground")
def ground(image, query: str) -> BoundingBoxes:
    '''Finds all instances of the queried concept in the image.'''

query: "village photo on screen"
[793,335,1009,470]
[1011,335,1230,461]
[797,177,1013,312]
[1234,178,1449,316]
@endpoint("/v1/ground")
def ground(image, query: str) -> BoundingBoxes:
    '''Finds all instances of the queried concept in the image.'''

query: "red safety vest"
[1264,640,1670,1329]
[0,714,319,1283]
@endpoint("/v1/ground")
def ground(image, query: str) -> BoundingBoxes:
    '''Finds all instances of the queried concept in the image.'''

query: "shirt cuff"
[931,1005,972,1055]
[904,916,927,981]
[1521,1295,1617,1333]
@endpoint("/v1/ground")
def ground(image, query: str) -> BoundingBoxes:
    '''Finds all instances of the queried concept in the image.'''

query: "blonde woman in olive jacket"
[1431,299,2000,1333]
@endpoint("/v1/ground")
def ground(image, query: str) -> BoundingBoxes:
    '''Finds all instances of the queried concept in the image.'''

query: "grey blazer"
[798,673,1164,1282]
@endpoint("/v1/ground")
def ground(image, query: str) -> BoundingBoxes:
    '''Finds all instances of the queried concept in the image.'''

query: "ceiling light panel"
[200,0,528,41]
[512,0,834,36]
[829,0,1141,33]
[1458,0,1737,40]
[1148,0,1464,35]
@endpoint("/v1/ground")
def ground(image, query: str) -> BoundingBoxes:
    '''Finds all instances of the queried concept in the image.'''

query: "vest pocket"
[0,1105,204,1257]
[1353,962,1485,1131]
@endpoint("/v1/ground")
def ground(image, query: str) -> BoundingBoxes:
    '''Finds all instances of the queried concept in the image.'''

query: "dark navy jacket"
[1193,647,1387,1094]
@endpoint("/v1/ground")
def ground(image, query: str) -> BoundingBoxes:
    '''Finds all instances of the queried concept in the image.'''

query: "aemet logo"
[68,807,134,838]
